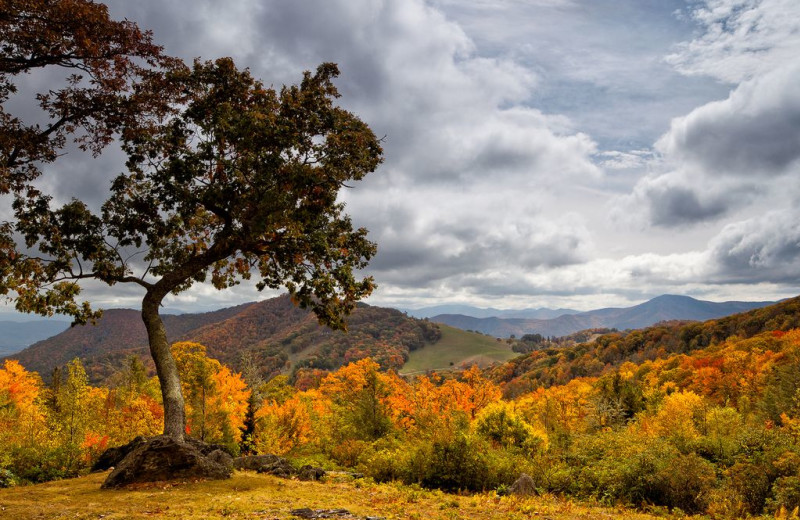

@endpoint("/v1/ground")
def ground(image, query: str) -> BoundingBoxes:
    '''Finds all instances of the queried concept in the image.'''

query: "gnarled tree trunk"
[142,290,185,441]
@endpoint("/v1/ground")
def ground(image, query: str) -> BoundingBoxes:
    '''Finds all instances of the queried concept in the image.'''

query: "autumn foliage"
[0,343,248,484]
[8,318,800,516]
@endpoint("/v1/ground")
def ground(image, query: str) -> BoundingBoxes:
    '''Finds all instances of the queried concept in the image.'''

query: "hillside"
[6,303,257,381]
[400,324,517,374]
[5,295,441,382]
[488,294,800,396]
[433,294,776,337]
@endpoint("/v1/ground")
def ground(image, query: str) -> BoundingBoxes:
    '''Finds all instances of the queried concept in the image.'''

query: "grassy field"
[400,324,519,375]
[0,471,666,520]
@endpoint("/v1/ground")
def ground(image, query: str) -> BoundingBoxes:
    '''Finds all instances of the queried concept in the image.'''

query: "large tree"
[3,56,382,440]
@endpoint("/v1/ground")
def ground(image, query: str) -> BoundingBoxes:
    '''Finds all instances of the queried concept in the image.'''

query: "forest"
[5,307,800,517]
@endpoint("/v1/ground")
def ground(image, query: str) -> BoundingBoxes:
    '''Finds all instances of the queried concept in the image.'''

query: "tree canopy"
[0,0,176,194]
[1,1,383,441]
[8,58,381,327]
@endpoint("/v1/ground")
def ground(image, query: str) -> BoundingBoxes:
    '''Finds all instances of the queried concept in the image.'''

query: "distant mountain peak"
[431,294,777,338]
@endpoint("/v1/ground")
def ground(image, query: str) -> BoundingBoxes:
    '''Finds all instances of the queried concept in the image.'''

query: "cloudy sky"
[7,0,800,317]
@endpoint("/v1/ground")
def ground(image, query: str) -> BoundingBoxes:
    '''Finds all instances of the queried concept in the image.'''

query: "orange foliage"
[172,342,251,445]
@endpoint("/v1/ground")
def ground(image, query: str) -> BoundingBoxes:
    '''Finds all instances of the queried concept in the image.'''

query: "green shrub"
[768,476,800,513]
[655,453,716,514]
[727,461,773,515]
[0,468,17,488]
[360,431,537,492]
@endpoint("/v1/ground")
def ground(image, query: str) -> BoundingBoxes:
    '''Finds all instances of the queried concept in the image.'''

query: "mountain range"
[405,304,580,320]
[2,293,780,382]
[5,295,441,383]
[431,294,776,338]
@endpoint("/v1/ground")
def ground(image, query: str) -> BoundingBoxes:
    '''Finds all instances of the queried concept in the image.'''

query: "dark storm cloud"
[614,171,760,228]
[648,185,731,227]
[707,209,800,284]
[617,65,799,229]
[658,65,800,177]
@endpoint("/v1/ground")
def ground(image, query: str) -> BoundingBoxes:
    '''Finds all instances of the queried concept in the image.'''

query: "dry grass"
[0,471,668,520]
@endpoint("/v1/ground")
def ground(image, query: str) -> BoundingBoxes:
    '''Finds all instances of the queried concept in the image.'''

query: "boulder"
[297,464,326,481]
[92,436,147,472]
[233,454,295,477]
[509,473,537,496]
[101,435,232,489]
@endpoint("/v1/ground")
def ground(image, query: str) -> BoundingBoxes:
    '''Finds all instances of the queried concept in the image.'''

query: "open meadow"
[0,471,664,520]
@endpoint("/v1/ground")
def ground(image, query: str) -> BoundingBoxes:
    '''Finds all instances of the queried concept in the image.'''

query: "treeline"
[491,296,800,397]
[286,307,441,375]
[511,328,617,354]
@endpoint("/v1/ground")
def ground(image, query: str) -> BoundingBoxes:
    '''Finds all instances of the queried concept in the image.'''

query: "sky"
[5,0,800,318]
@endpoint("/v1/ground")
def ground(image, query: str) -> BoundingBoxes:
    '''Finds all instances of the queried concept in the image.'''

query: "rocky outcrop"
[92,436,148,472]
[233,454,326,481]
[101,436,232,489]
[297,464,326,481]
[96,437,325,488]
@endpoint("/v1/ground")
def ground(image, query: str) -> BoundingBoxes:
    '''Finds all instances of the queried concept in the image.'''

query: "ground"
[0,471,677,519]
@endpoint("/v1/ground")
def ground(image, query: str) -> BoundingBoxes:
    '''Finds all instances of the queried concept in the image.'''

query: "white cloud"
[667,0,800,83]
[616,2,800,229]
[16,0,789,315]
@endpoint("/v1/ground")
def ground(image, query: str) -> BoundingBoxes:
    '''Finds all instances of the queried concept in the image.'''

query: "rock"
[92,436,147,472]
[184,436,234,457]
[234,454,295,477]
[207,449,234,472]
[297,464,326,481]
[509,473,537,496]
[289,508,355,519]
[101,435,232,489]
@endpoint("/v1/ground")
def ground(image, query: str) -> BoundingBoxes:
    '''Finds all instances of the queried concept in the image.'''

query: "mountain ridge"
[4,295,441,382]
[0,319,71,356]
[405,304,580,320]
[432,294,776,337]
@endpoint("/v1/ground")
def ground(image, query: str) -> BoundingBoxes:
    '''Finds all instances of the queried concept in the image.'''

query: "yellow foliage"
[649,390,705,442]
[516,378,596,434]
[172,341,251,445]
[254,393,314,455]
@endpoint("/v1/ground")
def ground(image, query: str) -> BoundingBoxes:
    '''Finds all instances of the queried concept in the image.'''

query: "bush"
[360,432,538,492]
[0,468,17,488]
[727,461,773,515]
[474,402,547,455]
[656,453,716,514]
[769,476,800,514]
[414,433,490,491]
[552,432,715,513]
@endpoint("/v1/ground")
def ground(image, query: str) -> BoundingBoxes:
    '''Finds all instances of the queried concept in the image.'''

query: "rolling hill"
[400,324,517,375]
[4,295,442,383]
[433,294,776,338]
[405,304,580,320]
